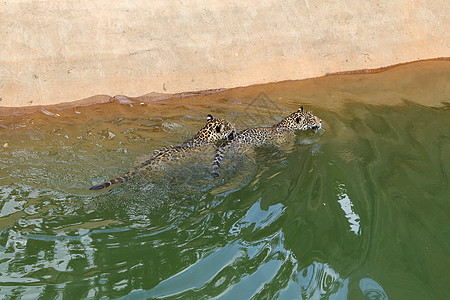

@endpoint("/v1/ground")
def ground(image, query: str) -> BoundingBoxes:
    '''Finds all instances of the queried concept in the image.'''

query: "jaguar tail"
[89,170,136,190]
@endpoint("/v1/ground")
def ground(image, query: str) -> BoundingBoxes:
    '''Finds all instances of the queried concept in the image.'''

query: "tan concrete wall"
[1,0,449,107]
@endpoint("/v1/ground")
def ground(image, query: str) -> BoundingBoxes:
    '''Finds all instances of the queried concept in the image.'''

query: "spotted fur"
[90,114,236,190]
[211,106,322,177]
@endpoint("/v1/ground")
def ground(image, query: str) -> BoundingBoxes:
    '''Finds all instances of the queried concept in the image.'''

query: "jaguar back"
[90,114,236,190]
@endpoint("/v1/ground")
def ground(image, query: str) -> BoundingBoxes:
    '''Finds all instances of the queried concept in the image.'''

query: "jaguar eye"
[296,117,300,123]
[216,125,221,133]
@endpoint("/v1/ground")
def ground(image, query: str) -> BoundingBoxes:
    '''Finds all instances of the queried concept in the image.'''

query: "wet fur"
[211,106,322,177]
[90,115,236,190]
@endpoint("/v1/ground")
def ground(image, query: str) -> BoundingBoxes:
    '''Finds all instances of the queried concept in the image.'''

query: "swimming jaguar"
[90,114,236,190]
[211,106,322,177]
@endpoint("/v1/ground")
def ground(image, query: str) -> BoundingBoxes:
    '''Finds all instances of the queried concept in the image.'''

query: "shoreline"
[1,58,448,118]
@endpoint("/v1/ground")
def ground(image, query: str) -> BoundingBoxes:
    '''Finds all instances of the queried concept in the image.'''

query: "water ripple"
[1,100,448,299]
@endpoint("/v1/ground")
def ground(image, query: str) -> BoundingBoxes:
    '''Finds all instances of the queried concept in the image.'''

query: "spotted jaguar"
[211,106,322,177]
[90,114,236,190]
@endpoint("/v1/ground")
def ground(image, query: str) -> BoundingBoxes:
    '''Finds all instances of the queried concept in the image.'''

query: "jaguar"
[211,106,322,177]
[90,114,236,190]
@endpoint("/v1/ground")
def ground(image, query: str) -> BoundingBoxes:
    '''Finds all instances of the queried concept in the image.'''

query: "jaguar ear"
[207,114,214,121]
[298,106,303,112]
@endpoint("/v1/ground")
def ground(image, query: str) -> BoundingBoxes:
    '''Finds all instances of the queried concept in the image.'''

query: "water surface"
[0,62,449,299]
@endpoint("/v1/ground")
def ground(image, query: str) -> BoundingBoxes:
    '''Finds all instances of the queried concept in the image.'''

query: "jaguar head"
[193,114,236,143]
[276,106,322,132]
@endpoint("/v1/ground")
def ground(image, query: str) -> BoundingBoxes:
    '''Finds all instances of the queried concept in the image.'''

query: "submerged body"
[90,115,236,190]
[211,106,322,177]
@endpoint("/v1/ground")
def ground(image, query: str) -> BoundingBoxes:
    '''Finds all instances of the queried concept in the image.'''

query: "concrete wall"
[1,0,449,107]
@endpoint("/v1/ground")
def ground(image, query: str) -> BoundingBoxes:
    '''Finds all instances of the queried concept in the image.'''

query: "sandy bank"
[1,1,449,108]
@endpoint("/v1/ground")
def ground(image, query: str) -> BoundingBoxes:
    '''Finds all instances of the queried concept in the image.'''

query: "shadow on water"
[0,88,449,298]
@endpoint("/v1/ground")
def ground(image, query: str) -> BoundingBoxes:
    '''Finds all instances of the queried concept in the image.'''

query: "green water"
[0,96,449,299]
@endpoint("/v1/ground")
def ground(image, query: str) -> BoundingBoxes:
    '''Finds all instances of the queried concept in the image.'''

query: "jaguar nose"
[310,122,323,131]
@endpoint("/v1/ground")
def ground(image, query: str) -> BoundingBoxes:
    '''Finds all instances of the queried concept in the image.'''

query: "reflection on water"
[0,64,449,299]
[359,278,388,300]
[336,183,361,236]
